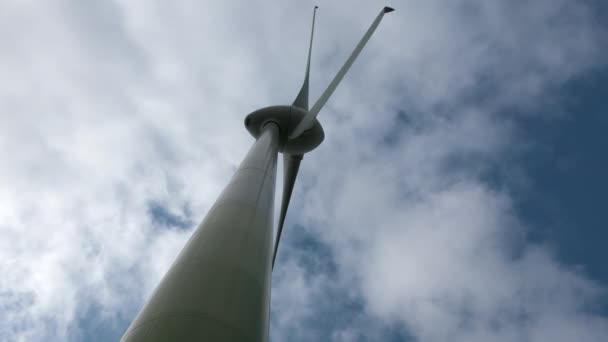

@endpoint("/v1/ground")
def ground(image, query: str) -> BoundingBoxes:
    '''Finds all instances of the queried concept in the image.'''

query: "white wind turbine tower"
[122,6,394,342]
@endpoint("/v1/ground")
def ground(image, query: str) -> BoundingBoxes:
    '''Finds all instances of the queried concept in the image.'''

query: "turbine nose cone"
[244,114,251,127]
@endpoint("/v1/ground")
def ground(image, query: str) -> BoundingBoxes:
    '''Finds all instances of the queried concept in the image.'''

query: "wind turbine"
[122,6,394,342]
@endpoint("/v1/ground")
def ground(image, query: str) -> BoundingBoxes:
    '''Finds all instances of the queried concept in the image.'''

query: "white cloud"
[0,0,606,341]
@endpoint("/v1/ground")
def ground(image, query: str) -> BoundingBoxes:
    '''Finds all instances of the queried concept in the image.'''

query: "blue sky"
[1,1,607,341]
[516,69,608,293]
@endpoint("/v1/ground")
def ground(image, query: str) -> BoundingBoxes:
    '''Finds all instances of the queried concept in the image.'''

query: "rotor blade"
[292,6,319,110]
[272,153,303,268]
[289,6,394,139]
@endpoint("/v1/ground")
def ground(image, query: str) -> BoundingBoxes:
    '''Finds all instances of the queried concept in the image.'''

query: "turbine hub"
[244,105,324,154]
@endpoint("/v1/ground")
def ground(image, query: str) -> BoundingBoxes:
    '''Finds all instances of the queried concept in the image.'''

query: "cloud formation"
[0,0,606,341]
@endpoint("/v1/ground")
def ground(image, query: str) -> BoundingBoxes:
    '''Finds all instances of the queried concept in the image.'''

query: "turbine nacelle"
[244,105,324,154]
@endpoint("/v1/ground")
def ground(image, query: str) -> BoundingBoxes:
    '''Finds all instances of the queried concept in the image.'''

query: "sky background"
[1,0,607,341]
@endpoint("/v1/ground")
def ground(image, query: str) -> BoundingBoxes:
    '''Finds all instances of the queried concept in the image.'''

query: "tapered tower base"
[121,124,279,342]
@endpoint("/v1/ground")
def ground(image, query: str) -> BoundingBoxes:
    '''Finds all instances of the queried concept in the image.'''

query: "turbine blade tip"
[384,6,395,13]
